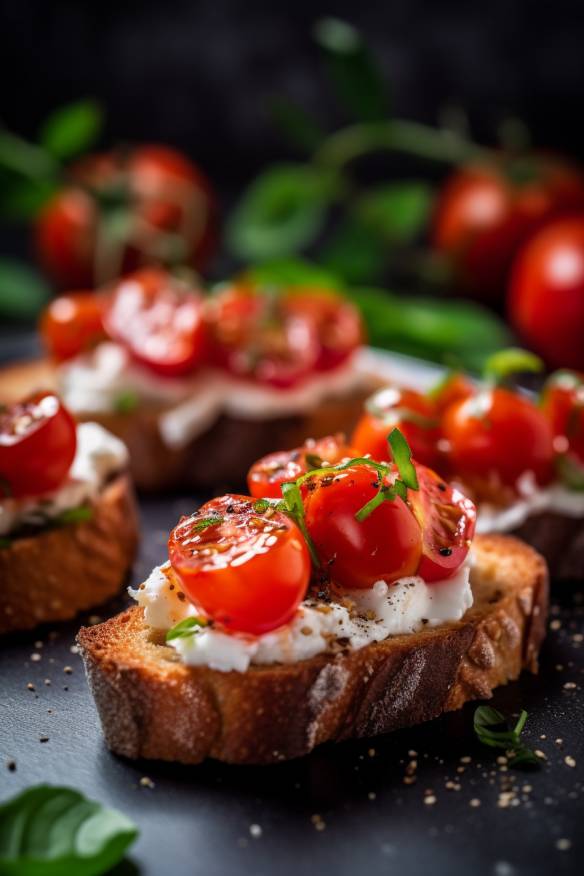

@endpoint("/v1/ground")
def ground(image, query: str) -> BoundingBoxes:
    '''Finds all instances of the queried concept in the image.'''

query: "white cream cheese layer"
[476,471,584,534]
[131,560,473,673]
[57,343,377,450]
[0,422,128,536]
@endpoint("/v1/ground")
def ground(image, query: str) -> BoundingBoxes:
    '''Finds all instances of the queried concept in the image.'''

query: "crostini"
[0,392,139,634]
[1,268,380,491]
[78,430,547,765]
[351,362,584,582]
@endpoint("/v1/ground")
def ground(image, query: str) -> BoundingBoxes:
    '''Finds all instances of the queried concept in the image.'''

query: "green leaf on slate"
[40,99,103,161]
[314,18,389,122]
[0,785,138,876]
[0,258,51,320]
[227,164,338,261]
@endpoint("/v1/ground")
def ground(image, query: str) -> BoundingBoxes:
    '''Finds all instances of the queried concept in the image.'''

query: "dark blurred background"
[1,0,583,203]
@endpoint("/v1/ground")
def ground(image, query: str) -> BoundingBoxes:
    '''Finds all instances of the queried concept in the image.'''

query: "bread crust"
[78,534,548,765]
[0,474,139,634]
[0,359,376,491]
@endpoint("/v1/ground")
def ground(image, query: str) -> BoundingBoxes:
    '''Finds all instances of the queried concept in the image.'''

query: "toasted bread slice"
[0,359,376,491]
[78,534,548,765]
[0,474,139,634]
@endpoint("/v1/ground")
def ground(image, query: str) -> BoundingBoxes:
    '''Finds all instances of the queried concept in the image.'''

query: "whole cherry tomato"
[541,370,584,464]
[303,463,423,589]
[352,386,440,469]
[36,145,216,288]
[508,217,584,370]
[409,464,476,582]
[104,268,207,377]
[432,157,584,300]
[247,434,357,500]
[0,393,77,498]
[442,387,554,491]
[430,372,476,414]
[206,285,320,388]
[283,290,363,370]
[40,292,106,362]
[168,495,310,635]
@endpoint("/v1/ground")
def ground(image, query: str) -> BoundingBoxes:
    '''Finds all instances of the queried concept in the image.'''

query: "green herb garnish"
[54,505,93,526]
[354,428,418,521]
[191,515,224,533]
[483,348,544,383]
[113,389,140,414]
[0,784,138,875]
[281,480,321,567]
[166,616,208,642]
[556,453,584,491]
[473,706,541,767]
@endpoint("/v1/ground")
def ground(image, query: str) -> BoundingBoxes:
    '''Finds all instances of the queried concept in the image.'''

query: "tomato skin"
[283,291,363,371]
[303,464,423,589]
[410,464,476,582]
[442,387,554,491]
[40,292,106,362]
[432,158,584,300]
[431,373,475,414]
[541,371,584,464]
[35,145,216,288]
[352,387,440,469]
[0,393,77,498]
[508,217,584,371]
[168,495,310,635]
[247,435,357,500]
[104,267,207,377]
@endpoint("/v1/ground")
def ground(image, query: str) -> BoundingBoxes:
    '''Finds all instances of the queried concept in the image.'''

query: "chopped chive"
[388,428,419,490]
[166,616,208,642]
[191,515,224,533]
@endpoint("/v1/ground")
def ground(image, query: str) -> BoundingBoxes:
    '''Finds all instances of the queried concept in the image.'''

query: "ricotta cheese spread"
[131,560,473,673]
[0,422,128,536]
[476,471,584,534]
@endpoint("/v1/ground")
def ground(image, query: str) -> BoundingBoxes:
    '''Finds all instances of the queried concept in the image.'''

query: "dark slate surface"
[1,493,583,876]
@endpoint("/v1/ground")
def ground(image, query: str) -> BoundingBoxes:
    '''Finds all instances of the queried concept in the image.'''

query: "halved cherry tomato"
[247,434,357,500]
[442,387,554,492]
[168,495,310,635]
[430,372,476,414]
[104,267,206,377]
[206,285,319,388]
[284,291,363,371]
[0,393,77,498]
[541,371,584,464]
[409,464,476,582]
[303,463,423,589]
[352,386,440,469]
[40,292,106,362]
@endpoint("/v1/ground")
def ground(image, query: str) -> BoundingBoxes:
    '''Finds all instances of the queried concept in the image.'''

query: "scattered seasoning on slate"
[6,759,16,772]
[140,776,155,788]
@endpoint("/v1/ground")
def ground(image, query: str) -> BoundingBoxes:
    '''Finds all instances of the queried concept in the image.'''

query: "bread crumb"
[556,838,571,851]
[26,683,35,691]
[249,824,262,838]
[424,794,437,806]
[564,756,576,768]
[30,653,41,662]
[469,798,481,808]
[39,736,49,743]
[563,681,577,690]
[63,666,73,674]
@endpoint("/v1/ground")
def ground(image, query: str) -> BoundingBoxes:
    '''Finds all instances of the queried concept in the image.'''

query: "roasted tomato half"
[0,392,77,498]
[442,387,554,492]
[541,370,584,464]
[352,386,441,469]
[247,434,357,500]
[104,267,207,377]
[283,290,363,371]
[409,464,476,581]
[302,463,423,589]
[168,495,310,635]
[40,291,107,362]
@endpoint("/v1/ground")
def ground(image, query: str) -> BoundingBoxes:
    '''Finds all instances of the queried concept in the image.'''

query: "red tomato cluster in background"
[36,145,216,289]
[40,269,364,385]
[349,371,584,501]
[433,157,584,371]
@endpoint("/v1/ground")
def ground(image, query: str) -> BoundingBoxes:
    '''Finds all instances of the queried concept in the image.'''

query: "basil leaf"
[166,616,208,642]
[473,706,540,769]
[227,164,338,261]
[388,428,418,490]
[357,183,433,244]
[0,784,138,875]
[0,258,51,320]
[321,216,387,284]
[39,100,103,161]
[268,97,325,154]
[314,18,389,123]
[244,257,343,292]
[355,487,392,522]
[280,481,320,567]
[483,347,544,382]
[191,516,225,533]
[113,390,140,414]
[54,506,93,526]
[556,453,584,491]
[0,174,58,220]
